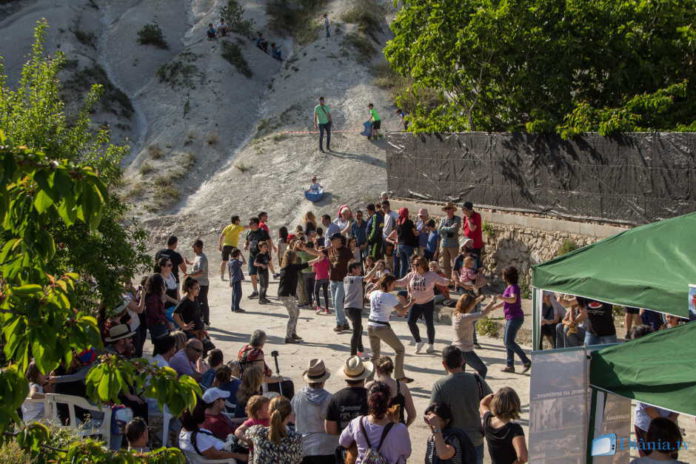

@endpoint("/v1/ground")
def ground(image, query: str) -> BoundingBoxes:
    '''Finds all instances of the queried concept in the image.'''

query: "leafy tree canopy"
[385,0,696,137]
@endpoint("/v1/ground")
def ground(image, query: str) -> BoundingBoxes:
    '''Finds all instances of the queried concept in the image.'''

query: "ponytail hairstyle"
[268,396,293,444]
[455,294,478,314]
[367,381,391,419]
[378,274,396,292]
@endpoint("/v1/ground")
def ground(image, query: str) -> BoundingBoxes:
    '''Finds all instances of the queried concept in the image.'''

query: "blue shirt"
[325,222,340,246]
[352,221,368,245]
[228,259,244,283]
[426,230,440,254]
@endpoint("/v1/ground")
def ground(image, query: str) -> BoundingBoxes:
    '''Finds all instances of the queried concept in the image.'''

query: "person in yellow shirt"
[218,215,248,280]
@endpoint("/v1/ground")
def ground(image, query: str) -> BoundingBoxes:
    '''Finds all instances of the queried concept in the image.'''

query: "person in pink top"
[395,256,450,354]
[310,249,331,314]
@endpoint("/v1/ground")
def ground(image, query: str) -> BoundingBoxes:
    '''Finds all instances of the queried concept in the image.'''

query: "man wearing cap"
[169,338,205,381]
[325,356,372,438]
[461,202,484,269]
[292,359,338,463]
[202,387,240,440]
[438,202,462,278]
[415,208,430,257]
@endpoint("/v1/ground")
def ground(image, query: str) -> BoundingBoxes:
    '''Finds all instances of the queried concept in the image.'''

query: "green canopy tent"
[590,321,696,416]
[531,212,696,348]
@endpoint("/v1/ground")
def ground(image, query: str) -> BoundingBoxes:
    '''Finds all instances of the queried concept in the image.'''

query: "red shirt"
[203,412,237,439]
[464,212,483,249]
[259,222,270,233]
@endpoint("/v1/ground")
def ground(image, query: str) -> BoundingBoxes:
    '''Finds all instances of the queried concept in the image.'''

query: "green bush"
[341,0,384,41]
[342,32,375,61]
[221,41,252,78]
[556,239,579,256]
[157,53,201,89]
[220,0,255,38]
[477,317,499,338]
[266,0,326,45]
[137,23,168,49]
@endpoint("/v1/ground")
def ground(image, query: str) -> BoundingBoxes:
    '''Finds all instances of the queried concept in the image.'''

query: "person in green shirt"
[368,103,382,139]
[313,96,332,152]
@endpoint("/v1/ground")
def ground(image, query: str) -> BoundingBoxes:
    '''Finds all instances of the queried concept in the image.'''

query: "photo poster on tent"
[529,348,589,463]
[689,284,696,318]
[591,391,632,463]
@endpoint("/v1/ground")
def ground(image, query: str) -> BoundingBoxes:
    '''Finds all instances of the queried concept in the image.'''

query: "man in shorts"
[218,215,247,281]
[245,217,270,299]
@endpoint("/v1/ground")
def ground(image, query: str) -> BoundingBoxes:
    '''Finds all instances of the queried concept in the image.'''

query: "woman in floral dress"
[244,396,303,464]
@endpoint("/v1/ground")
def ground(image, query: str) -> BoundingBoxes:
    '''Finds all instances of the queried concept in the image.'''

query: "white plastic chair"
[149,406,174,446]
[44,393,111,440]
[183,449,237,464]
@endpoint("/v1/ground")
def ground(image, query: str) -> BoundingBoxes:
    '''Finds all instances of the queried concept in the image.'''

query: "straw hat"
[303,358,331,383]
[442,201,457,211]
[341,356,374,381]
[104,324,136,343]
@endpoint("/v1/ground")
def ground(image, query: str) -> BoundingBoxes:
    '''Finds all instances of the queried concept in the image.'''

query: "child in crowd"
[348,237,361,263]
[21,361,49,422]
[234,395,271,446]
[228,249,246,313]
[424,219,440,261]
[200,349,224,389]
[125,417,149,453]
[456,256,487,295]
[213,364,241,408]
[480,387,528,464]
[315,227,324,248]
[384,242,395,273]
[310,248,331,315]
[253,241,274,304]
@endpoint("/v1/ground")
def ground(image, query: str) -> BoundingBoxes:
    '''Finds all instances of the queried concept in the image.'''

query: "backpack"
[358,417,394,464]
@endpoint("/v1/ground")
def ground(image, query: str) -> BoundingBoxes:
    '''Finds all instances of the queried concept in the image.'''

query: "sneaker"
[397,377,414,384]
[501,366,515,373]
[248,292,259,299]
[233,308,246,313]
[426,344,435,354]
[333,326,344,333]
[260,298,272,304]
[415,342,425,354]
[285,337,301,344]
[521,362,532,373]
[292,334,304,341]
[323,307,331,314]
[342,323,351,331]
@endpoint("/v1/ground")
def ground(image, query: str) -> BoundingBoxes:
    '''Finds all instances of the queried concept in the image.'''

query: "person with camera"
[438,202,462,278]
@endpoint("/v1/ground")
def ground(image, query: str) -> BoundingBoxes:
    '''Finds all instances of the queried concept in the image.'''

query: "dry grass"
[139,162,154,175]
[235,162,251,172]
[148,144,164,159]
[341,0,385,42]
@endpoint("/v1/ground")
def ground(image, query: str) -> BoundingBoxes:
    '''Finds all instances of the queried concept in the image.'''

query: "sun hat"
[341,356,374,381]
[303,358,331,383]
[202,387,231,404]
[442,201,457,211]
[104,324,136,343]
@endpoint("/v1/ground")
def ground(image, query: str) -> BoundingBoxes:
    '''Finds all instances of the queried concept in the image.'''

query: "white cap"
[202,387,231,404]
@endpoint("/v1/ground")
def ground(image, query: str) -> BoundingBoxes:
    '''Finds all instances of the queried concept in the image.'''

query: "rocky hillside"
[0,0,398,248]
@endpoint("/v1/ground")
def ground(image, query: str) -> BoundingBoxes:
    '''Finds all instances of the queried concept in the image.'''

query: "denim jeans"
[314,279,329,308]
[396,244,414,279]
[556,322,586,348]
[258,269,269,300]
[346,307,364,355]
[330,280,347,326]
[463,350,487,379]
[197,284,209,324]
[407,300,435,344]
[504,317,530,367]
[230,280,242,311]
[474,444,484,464]
[584,332,618,346]
[318,122,331,150]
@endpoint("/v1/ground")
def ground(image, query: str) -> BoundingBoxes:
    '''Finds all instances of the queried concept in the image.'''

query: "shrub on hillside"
[137,23,168,49]
[342,32,375,62]
[341,0,384,42]
[221,41,252,78]
[266,0,326,45]
[220,0,255,38]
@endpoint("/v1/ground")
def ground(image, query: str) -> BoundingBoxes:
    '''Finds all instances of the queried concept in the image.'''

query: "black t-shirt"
[155,248,184,282]
[246,229,270,257]
[396,219,419,247]
[326,386,368,431]
[173,297,203,331]
[585,301,616,336]
[254,252,270,268]
[278,263,309,297]
[483,412,524,464]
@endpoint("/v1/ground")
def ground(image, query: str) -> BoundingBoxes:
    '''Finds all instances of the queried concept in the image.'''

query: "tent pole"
[532,287,542,351]
[586,388,599,464]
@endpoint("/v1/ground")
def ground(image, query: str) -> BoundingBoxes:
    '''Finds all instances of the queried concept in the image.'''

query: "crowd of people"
[19,193,690,464]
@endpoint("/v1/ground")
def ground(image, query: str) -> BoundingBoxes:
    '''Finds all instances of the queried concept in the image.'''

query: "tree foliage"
[0,21,198,460]
[385,0,696,136]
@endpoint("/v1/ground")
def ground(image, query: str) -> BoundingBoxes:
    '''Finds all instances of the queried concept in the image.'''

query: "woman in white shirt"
[21,362,49,422]
[179,402,247,461]
[367,275,414,383]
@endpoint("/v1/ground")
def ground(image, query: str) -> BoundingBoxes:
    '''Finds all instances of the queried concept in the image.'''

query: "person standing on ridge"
[323,13,330,38]
[368,103,382,139]
[313,96,332,153]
